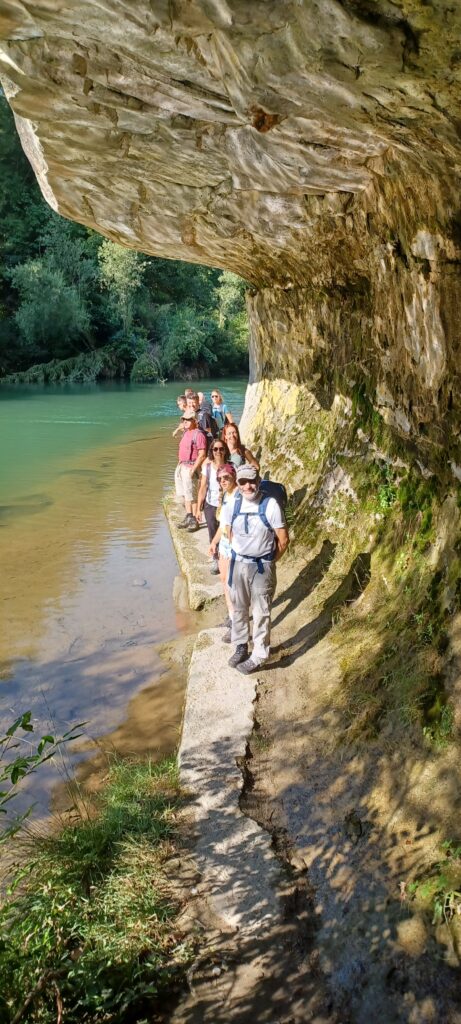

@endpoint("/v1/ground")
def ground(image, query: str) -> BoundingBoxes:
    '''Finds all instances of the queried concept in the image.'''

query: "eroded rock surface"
[1,1,461,458]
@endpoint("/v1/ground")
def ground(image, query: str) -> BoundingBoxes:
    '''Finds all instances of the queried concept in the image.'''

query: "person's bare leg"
[219,556,233,619]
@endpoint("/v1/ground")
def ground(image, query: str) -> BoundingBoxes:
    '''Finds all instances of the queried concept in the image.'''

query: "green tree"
[0,91,249,380]
[9,260,91,360]
[98,241,146,339]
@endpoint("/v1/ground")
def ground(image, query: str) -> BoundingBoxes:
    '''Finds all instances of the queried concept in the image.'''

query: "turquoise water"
[0,379,247,502]
[0,378,247,816]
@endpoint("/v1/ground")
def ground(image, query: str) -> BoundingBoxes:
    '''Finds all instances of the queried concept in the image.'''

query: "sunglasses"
[212,446,225,451]
[239,479,257,486]
[218,473,234,481]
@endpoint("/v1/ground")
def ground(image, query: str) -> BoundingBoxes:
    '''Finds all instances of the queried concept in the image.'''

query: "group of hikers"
[173,388,290,675]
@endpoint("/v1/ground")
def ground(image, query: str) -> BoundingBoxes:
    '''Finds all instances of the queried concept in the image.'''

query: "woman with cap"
[219,463,289,673]
[209,463,238,640]
[196,436,231,570]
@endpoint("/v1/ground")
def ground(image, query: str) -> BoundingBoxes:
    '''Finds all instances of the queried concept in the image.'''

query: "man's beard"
[242,486,261,503]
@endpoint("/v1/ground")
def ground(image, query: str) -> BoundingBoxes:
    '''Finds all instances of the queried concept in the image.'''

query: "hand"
[209,541,216,556]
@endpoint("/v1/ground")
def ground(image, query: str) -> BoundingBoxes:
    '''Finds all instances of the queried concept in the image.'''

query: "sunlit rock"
[1,1,461,461]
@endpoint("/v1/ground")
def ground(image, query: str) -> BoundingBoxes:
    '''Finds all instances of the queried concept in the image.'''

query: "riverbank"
[0,757,200,1022]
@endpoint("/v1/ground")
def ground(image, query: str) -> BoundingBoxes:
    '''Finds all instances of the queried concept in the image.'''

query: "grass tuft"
[0,757,193,1023]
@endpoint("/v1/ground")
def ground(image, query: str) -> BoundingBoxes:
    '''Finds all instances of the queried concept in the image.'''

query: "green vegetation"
[408,840,461,926]
[283,392,459,748]
[335,471,456,744]
[1,712,83,843]
[0,94,249,381]
[0,757,193,1023]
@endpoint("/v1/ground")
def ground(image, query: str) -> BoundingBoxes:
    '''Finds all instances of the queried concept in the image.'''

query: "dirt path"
[166,503,461,1023]
[244,547,461,1023]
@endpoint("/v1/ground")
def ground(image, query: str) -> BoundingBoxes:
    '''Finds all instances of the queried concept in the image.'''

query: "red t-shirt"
[178,428,207,464]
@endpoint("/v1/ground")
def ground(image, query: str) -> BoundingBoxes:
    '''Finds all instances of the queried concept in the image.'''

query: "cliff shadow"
[272,551,371,668]
[272,538,336,627]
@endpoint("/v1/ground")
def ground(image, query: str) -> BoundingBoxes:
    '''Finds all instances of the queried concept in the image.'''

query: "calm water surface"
[0,379,246,816]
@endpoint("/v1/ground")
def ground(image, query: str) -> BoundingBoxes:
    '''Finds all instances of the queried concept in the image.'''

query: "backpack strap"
[258,495,272,530]
[206,460,211,500]
[231,492,273,533]
[231,491,243,528]
[228,546,276,587]
[189,429,198,461]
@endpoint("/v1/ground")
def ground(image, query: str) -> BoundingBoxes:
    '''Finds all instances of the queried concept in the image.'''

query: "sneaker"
[228,644,249,668]
[222,629,232,644]
[187,517,200,532]
[209,562,220,576]
[178,514,193,529]
[236,658,263,675]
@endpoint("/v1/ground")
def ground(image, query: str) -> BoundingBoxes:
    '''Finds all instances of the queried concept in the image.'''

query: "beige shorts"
[175,462,198,503]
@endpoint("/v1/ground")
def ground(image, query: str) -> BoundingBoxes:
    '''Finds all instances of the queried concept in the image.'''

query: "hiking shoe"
[187,517,200,532]
[236,658,263,675]
[228,644,249,668]
[222,629,232,644]
[209,562,220,576]
[178,514,193,529]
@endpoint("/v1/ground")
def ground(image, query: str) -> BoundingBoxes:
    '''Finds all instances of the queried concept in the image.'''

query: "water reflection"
[0,442,190,816]
[0,381,246,817]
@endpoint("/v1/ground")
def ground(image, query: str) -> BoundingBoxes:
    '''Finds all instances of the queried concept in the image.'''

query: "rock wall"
[1,0,461,461]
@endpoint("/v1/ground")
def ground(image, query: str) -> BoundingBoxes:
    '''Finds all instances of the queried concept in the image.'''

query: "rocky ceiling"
[1,1,460,288]
[2,2,461,455]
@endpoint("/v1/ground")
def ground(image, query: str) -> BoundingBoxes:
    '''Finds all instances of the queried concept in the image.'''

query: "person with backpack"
[220,463,289,674]
[187,392,218,448]
[174,411,207,532]
[196,438,231,566]
[208,463,239,639]
[211,389,234,431]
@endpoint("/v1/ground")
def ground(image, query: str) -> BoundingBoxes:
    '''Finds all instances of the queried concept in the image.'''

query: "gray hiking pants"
[229,559,277,663]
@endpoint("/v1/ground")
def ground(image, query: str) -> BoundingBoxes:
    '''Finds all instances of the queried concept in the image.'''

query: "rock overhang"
[1,1,461,457]
[0,1,460,286]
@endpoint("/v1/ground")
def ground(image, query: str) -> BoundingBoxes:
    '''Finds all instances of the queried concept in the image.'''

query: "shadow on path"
[272,539,336,627]
[272,552,371,668]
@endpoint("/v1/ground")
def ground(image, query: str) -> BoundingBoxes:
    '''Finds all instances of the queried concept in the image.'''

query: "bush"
[131,350,162,382]
[3,346,127,384]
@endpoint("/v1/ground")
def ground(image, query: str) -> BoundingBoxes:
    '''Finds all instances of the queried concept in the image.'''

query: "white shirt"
[220,493,285,560]
[201,461,221,506]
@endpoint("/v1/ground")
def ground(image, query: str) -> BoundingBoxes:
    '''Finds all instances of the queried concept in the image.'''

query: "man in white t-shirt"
[220,464,289,674]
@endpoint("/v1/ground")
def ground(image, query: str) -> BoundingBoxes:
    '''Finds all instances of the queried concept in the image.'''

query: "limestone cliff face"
[1,1,461,463]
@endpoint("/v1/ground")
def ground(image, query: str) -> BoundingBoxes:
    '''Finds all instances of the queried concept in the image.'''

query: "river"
[0,378,246,819]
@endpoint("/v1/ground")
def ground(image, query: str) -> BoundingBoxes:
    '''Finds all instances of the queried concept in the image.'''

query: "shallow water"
[0,379,247,817]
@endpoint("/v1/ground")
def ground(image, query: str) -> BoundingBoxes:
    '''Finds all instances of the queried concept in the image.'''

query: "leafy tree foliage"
[9,261,91,360]
[0,94,249,380]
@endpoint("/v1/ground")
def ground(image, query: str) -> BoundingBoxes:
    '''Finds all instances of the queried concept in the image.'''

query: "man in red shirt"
[174,411,207,531]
